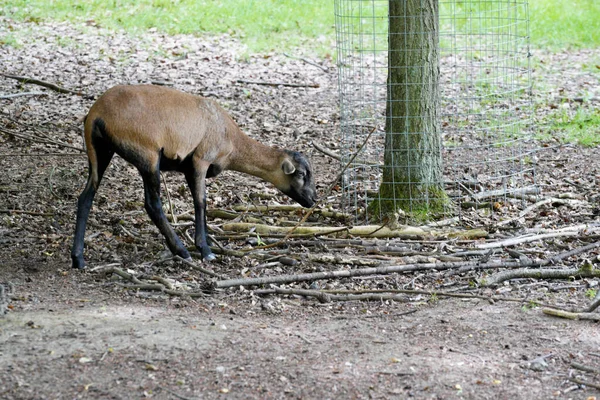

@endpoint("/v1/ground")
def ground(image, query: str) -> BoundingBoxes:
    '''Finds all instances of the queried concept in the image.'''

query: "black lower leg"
[71,150,113,269]
[71,182,95,269]
[185,170,215,261]
[142,170,190,259]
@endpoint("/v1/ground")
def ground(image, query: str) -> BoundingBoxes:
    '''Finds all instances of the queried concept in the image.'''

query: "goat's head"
[277,151,317,208]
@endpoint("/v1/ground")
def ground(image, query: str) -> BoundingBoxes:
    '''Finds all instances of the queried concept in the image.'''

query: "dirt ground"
[1,18,600,399]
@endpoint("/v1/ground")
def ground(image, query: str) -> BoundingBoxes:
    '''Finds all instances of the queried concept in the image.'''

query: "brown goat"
[71,85,316,269]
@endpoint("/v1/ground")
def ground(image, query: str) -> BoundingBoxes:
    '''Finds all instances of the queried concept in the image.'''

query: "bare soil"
[1,19,600,399]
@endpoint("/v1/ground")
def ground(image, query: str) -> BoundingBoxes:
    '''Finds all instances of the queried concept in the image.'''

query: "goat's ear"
[282,159,296,175]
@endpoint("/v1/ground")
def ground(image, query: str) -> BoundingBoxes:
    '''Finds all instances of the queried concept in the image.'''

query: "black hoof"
[72,257,86,269]
[201,247,216,262]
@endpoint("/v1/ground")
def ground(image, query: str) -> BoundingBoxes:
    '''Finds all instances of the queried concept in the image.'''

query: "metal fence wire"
[334,0,533,223]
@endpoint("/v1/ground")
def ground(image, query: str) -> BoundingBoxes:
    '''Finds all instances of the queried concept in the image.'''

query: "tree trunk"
[370,0,445,221]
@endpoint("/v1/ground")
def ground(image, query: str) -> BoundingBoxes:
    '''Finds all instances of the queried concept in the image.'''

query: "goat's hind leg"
[71,148,114,269]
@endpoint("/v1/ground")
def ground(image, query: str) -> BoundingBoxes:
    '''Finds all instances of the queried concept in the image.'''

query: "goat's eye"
[297,171,306,178]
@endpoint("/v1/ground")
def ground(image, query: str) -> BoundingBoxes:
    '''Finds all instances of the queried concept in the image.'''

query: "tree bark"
[371,0,444,220]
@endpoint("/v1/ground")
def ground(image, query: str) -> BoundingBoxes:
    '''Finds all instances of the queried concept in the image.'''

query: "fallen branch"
[542,308,600,321]
[571,362,600,374]
[0,152,84,157]
[0,91,47,99]
[549,240,600,264]
[223,222,425,239]
[0,209,53,217]
[568,377,600,391]
[2,74,93,98]
[214,259,531,289]
[254,286,409,303]
[107,267,208,297]
[312,142,341,160]
[587,291,600,313]
[471,185,540,201]
[483,259,600,286]
[232,204,303,212]
[0,127,85,153]
[236,79,319,88]
[174,255,225,279]
[232,204,350,221]
[482,266,600,286]
[498,197,586,227]
[306,253,381,266]
[283,53,329,72]
[476,231,581,249]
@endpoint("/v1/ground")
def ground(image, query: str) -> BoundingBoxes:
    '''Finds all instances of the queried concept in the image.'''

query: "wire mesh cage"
[334,0,533,223]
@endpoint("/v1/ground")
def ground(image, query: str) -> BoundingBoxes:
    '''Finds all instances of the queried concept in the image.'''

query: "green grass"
[1,0,599,55]
[0,0,335,54]
[530,0,600,49]
[539,107,600,147]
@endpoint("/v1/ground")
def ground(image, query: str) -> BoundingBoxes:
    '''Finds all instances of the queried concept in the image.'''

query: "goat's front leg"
[140,164,191,260]
[185,161,216,261]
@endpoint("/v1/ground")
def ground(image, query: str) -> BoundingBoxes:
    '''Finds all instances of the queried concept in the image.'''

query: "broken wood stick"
[222,222,426,238]
[0,91,47,99]
[312,142,341,160]
[2,74,94,98]
[571,362,600,374]
[253,286,408,303]
[549,240,600,264]
[0,127,85,152]
[174,255,225,279]
[214,259,530,289]
[107,267,207,297]
[236,79,319,88]
[0,209,53,217]
[476,231,582,249]
[471,185,540,201]
[498,197,585,227]
[483,261,600,286]
[283,53,329,72]
[587,291,600,313]
[542,308,600,322]
[232,204,350,221]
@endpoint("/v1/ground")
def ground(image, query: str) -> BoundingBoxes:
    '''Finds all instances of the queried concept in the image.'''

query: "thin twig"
[0,152,84,157]
[0,209,53,216]
[156,386,197,400]
[0,91,47,99]
[236,79,319,88]
[174,255,225,279]
[0,127,85,152]
[283,53,329,72]
[160,172,177,224]
[312,142,341,160]
[2,73,94,98]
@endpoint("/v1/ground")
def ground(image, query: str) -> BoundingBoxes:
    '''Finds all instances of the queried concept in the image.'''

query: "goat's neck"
[228,133,283,183]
